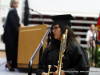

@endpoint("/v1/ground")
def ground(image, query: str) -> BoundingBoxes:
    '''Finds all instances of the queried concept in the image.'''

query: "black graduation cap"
[51,14,75,27]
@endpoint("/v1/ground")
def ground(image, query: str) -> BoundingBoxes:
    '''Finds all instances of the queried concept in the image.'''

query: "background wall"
[0,0,100,50]
[1,0,100,17]
[28,0,100,17]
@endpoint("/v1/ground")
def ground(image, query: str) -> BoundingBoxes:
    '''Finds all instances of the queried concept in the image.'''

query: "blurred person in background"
[3,0,24,71]
[86,24,96,66]
[86,24,96,49]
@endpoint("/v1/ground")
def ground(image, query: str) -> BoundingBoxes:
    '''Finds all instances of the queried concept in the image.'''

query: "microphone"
[25,6,34,11]
[26,6,44,24]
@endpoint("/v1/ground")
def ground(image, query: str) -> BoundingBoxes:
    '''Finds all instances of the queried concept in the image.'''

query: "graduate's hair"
[10,0,19,8]
[49,24,79,51]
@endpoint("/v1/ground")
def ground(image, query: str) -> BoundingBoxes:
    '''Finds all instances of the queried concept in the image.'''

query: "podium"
[17,25,47,68]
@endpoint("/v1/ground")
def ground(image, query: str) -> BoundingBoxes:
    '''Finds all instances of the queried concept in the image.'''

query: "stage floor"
[0,58,35,75]
[0,51,100,75]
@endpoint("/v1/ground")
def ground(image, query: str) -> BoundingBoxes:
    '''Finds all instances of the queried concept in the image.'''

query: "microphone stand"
[90,33,95,66]
[95,28,98,67]
[27,7,44,24]
[27,7,44,59]
[90,36,93,66]
[34,10,44,24]
[92,34,94,66]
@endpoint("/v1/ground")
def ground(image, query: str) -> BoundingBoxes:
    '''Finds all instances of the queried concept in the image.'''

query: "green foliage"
[97,47,100,67]
[87,46,100,67]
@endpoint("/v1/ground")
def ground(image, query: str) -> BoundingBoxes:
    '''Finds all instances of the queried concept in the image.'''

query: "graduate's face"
[52,25,61,40]
[13,1,19,9]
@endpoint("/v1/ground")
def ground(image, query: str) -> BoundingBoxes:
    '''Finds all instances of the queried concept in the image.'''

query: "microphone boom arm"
[26,7,44,24]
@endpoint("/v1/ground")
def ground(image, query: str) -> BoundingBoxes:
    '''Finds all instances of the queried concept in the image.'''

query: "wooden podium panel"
[17,25,47,68]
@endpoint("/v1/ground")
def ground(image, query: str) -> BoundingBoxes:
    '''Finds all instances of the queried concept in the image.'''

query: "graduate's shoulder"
[43,46,50,53]
[69,41,86,54]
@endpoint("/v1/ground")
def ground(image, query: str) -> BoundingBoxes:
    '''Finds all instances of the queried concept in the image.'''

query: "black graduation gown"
[36,42,90,75]
[4,8,20,63]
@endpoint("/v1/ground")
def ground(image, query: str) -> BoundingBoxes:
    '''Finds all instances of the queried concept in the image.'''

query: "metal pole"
[95,31,97,67]
[92,43,93,66]
[28,60,33,75]
[28,29,50,75]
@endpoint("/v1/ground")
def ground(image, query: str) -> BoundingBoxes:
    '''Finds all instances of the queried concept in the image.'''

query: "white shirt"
[86,30,96,48]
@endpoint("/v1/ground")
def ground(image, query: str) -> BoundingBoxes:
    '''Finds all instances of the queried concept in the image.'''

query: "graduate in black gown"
[36,14,90,75]
[4,0,24,71]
